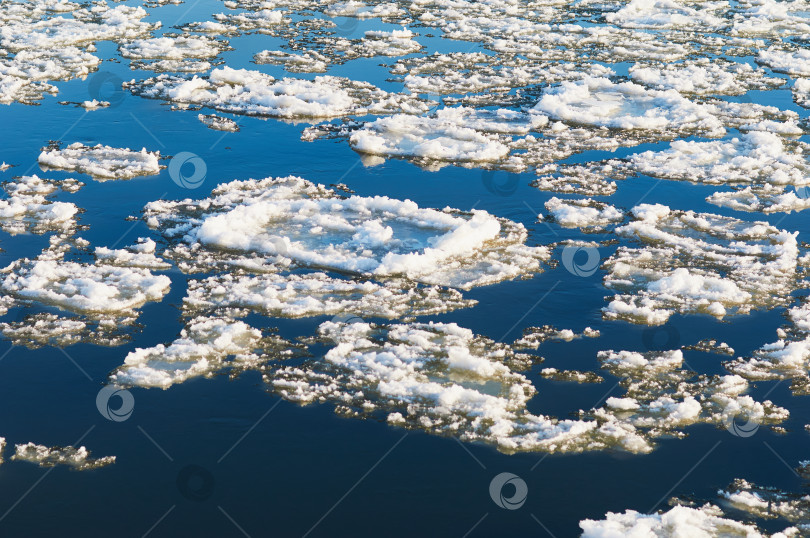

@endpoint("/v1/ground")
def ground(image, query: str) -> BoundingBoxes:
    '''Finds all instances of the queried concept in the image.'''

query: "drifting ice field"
[1,0,810,536]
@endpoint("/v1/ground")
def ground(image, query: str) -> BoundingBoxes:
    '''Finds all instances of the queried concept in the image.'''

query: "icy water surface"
[1,0,810,536]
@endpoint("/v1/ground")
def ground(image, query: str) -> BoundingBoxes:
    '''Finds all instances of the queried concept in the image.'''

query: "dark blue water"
[1,1,809,536]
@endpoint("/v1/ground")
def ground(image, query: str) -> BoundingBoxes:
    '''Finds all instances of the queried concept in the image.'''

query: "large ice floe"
[602,204,799,324]
[38,143,161,180]
[143,176,549,289]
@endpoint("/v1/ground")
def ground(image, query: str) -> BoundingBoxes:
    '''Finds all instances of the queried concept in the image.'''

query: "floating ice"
[0,174,78,235]
[110,316,301,389]
[94,238,171,270]
[253,50,329,73]
[12,443,115,470]
[592,349,787,445]
[38,143,161,180]
[269,320,638,454]
[532,77,725,136]
[1,257,171,315]
[184,272,475,320]
[606,0,726,30]
[269,323,785,454]
[540,368,603,384]
[144,176,549,289]
[720,479,810,526]
[726,298,810,395]
[580,504,762,537]
[583,476,810,537]
[79,99,109,109]
[0,1,155,104]
[127,66,417,119]
[120,35,227,61]
[0,312,133,348]
[630,58,783,96]
[707,186,810,214]
[629,132,810,187]
[513,325,601,348]
[757,47,810,76]
[349,113,511,165]
[531,163,623,197]
[544,197,623,230]
[683,339,735,356]
[197,113,240,132]
[603,204,799,324]
[349,28,421,57]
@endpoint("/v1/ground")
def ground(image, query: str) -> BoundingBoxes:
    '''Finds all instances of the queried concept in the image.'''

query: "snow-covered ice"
[38,143,161,180]
[143,176,549,289]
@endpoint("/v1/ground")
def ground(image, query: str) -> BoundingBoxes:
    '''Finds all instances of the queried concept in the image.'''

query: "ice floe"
[349,114,511,165]
[580,504,763,537]
[184,272,475,320]
[630,58,784,96]
[268,322,785,454]
[532,77,725,137]
[110,316,302,389]
[726,297,810,395]
[269,320,619,454]
[38,143,161,180]
[127,66,425,119]
[582,474,810,537]
[94,238,171,270]
[143,175,549,289]
[603,204,799,324]
[197,113,240,132]
[0,1,156,104]
[0,312,133,348]
[1,257,170,315]
[544,197,623,230]
[513,325,601,348]
[0,174,79,235]
[12,443,115,470]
